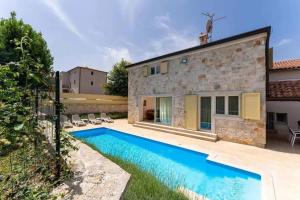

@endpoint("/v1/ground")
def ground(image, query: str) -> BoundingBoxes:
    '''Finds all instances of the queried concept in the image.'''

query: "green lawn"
[84,143,188,200]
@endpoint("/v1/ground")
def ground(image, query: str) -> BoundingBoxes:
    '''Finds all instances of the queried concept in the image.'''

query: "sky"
[0,0,299,72]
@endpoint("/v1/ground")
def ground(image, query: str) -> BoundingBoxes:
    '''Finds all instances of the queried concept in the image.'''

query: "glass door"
[155,97,172,125]
[200,97,211,130]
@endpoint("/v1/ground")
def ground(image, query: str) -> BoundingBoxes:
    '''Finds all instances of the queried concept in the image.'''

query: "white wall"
[267,101,300,131]
[269,70,300,81]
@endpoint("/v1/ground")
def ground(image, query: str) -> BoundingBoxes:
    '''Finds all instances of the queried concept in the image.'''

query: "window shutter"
[184,95,198,130]
[242,93,261,120]
[143,65,148,77]
[160,61,168,74]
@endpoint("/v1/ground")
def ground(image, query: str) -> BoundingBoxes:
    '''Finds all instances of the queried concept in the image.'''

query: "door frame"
[198,96,213,132]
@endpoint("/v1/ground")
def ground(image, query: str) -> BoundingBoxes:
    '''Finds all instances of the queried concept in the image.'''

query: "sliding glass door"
[200,97,211,130]
[155,97,172,125]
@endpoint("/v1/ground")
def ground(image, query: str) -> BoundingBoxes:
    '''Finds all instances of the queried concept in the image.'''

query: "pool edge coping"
[70,126,276,200]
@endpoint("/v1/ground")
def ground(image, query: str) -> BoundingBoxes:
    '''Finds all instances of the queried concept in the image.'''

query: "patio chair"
[100,113,114,123]
[72,114,86,127]
[60,115,73,128]
[88,114,102,125]
[288,127,300,147]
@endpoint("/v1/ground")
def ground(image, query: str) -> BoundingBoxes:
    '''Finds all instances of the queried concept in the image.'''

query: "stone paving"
[67,119,300,200]
[51,139,130,200]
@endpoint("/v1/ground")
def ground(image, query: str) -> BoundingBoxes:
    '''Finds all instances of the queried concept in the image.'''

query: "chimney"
[199,32,208,45]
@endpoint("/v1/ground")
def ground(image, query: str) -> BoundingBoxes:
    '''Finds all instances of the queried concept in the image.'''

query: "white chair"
[288,127,300,147]
[100,113,114,123]
[72,114,86,127]
[88,114,102,125]
[60,115,73,128]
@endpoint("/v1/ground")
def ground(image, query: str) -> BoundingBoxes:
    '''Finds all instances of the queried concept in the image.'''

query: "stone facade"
[128,32,268,147]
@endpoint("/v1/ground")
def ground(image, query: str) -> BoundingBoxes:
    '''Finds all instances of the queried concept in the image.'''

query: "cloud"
[154,14,171,30]
[43,0,86,41]
[276,38,292,47]
[97,46,132,68]
[142,14,198,59]
[118,0,143,26]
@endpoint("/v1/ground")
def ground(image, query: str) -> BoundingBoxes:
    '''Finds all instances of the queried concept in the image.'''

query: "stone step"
[135,121,217,138]
[133,122,217,142]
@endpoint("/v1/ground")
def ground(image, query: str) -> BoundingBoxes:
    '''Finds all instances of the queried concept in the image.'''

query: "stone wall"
[128,34,268,147]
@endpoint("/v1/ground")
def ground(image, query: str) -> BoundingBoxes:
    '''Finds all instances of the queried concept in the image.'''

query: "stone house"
[127,27,271,147]
[267,59,300,133]
[60,66,107,94]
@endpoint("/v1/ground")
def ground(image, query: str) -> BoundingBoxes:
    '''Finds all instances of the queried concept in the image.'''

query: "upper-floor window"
[216,96,225,114]
[150,67,156,75]
[228,96,239,115]
[74,80,76,84]
[91,71,94,75]
[156,65,160,74]
[91,81,93,86]
[150,65,160,75]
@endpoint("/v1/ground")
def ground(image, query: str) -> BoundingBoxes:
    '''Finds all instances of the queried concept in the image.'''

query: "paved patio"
[51,137,130,200]
[68,119,300,200]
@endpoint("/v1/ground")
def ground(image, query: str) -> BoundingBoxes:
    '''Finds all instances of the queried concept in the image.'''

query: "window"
[91,71,94,75]
[228,96,239,115]
[276,113,287,123]
[150,67,156,75]
[156,65,160,74]
[216,96,225,114]
[74,80,76,84]
[91,81,93,86]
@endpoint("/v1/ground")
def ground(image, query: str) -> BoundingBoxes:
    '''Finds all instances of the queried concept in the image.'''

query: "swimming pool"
[73,127,261,200]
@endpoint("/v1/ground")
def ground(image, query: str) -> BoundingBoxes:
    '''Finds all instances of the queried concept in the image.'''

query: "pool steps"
[133,122,217,142]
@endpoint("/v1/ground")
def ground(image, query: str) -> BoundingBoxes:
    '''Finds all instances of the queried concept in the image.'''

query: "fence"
[60,93,128,114]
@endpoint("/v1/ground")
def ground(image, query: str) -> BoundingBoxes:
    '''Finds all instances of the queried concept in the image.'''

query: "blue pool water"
[73,128,261,200]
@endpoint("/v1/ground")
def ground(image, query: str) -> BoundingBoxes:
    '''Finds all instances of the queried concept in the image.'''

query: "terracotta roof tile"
[268,80,300,100]
[272,59,300,70]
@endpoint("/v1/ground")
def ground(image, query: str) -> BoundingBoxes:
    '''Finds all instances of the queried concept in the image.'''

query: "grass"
[83,142,188,200]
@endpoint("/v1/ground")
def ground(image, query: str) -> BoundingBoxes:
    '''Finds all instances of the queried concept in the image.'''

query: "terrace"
[66,119,300,200]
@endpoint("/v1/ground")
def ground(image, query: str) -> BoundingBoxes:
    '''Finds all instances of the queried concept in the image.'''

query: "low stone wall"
[63,103,128,114]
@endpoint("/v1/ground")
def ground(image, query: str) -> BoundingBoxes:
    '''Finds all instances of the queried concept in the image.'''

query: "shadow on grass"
[83,141,189,200]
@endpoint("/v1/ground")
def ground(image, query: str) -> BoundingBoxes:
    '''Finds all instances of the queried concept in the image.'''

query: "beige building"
[267,59,300,133]
[60,66,107,94]
[127,27,271,147]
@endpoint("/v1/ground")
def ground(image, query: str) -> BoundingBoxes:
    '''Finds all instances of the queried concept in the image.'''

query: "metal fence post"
[55,71,61,180]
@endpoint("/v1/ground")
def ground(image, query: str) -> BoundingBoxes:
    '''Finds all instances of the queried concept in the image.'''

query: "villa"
[127,27,271,147]
[60,66,107,94]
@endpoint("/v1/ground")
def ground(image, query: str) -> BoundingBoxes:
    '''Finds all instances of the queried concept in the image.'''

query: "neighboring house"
[267,59,300,133]
[127,27,271,147]
[60,66,107,94]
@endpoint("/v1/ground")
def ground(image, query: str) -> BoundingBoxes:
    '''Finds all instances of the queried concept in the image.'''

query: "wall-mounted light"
[181,57,188,64]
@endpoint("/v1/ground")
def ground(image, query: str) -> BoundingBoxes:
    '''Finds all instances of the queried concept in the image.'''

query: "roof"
[68,66,108,74]
[272,59,300,70]
[268,80,300,101]
[126,26,271,68]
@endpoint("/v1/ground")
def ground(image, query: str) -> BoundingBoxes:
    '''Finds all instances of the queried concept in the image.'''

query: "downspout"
[265,26,271,146]
[265,27,271,100]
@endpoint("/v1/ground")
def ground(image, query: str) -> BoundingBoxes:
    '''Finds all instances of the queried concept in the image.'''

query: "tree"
[104,59,130,96]
[0,11,53,89]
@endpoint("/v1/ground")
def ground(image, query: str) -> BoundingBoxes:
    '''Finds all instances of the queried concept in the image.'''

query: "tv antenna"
[202,12,225,41]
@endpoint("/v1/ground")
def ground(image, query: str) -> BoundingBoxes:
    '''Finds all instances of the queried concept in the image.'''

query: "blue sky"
[0,0,299,72]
